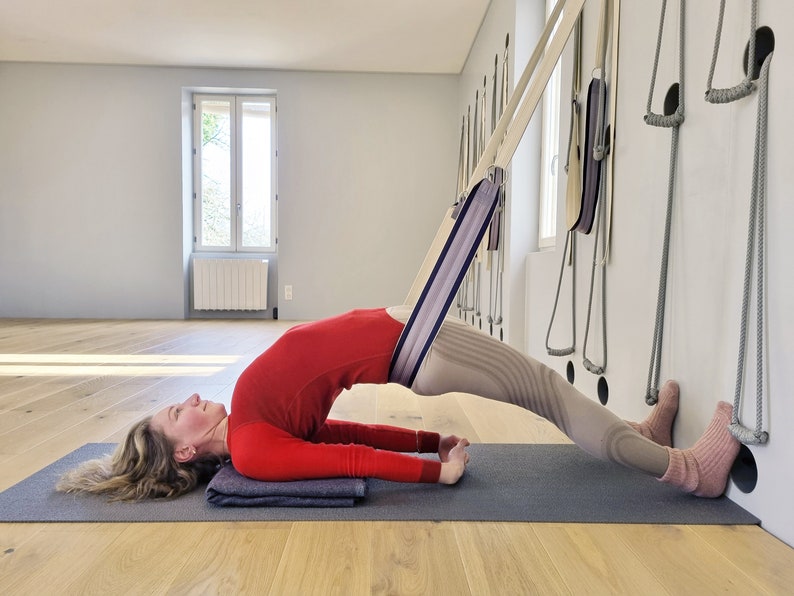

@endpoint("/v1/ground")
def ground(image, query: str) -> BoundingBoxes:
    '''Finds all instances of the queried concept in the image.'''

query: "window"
[538,2,563,249]
[193,94,277,252]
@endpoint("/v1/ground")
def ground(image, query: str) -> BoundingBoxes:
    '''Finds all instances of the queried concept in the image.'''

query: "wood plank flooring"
[1,318,793,594]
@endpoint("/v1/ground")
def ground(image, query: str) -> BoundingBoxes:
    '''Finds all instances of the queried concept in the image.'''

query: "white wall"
[523,1,794,545]
[0,63,458,319]
[276,71,458,319]
[456,0,545,348]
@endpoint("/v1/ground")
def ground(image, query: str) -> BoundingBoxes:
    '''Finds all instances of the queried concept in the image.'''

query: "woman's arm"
[231,421,444,483]
[311,421,471,484]
[311,419,440,453]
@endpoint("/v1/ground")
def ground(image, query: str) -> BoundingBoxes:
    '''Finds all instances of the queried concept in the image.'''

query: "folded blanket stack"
[206,465,368,507]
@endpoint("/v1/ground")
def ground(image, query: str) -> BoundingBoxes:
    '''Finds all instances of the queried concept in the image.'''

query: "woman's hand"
[439,434,469,462]
[438,437,470,484]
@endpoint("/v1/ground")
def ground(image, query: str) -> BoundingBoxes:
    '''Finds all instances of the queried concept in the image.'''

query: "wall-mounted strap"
[565,16,583,230]
[468,0,586,188]
[572,0,615,237]
[408,0,585,312]
[390,172,502,387]
[580,0,618,374]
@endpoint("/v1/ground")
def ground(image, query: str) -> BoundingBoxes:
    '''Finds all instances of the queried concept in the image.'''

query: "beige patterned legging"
[387,306,669,477]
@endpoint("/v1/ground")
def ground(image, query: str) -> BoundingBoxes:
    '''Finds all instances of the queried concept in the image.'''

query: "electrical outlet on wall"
[284,285,293,300]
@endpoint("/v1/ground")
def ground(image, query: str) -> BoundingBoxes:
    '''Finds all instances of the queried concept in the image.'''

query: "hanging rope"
[455,106,471,314]
[455,115,468,205]
[546,232,577,356]
[546,16,581,358]
[462,90,481,317]
[730,52,771,445]
[582,169,608,375]
[642,0,685,405]
[488,34,510,338]
[703,0,771,445]
[704,0,757,104]
[459,93,480,318]
[472,77,488,325]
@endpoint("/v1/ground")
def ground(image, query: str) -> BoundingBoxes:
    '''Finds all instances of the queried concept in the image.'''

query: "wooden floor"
[1,318,793,595]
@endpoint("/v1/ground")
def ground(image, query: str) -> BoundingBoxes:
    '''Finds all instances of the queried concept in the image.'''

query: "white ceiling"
[0,0,491,74]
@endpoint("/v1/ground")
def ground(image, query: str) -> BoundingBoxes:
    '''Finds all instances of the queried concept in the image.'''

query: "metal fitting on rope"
[486,164,509,187]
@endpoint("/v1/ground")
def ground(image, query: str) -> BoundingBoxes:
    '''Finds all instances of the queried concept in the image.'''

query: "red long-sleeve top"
[227,308,441,483]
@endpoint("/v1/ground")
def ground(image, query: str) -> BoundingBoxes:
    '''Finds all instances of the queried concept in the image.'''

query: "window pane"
[538,51,561,248]
[240,100,271,248]
[200,99,232,247]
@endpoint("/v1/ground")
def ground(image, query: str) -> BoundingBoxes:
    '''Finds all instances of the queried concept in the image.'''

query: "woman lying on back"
[57,307,739,501]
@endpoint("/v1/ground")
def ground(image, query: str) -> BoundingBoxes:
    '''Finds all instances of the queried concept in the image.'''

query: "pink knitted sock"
[627,379,679,447]
[659,401,741,498]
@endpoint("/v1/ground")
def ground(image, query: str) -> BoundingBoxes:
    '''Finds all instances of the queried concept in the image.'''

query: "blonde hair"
[56,417,219,501]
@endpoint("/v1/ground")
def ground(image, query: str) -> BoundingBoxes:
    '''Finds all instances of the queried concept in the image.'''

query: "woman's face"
[150,393,227,460]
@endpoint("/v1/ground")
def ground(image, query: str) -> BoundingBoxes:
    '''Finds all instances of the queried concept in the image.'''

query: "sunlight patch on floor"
[0,353,240,376]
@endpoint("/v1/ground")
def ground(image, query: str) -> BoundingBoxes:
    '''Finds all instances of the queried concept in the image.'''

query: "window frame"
[537,2,563,250]
[192,93,278,254]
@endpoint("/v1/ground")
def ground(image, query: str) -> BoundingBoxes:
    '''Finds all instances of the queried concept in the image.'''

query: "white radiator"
[193,258,268,311]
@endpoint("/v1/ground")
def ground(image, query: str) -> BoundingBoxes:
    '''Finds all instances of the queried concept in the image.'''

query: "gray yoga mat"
[0,443,759,524]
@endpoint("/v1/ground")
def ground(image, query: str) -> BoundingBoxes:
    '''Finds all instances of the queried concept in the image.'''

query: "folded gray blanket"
[206,465,368,507]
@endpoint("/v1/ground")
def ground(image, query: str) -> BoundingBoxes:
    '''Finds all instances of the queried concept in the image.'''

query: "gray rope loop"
[705,0,757,105]
[547,347,576,357]
[729,423,768,446]
[704,80,755,104]
[582,358,604,376]
[643,109,685,129]
[581,179,607,376]
[546,232,576,357]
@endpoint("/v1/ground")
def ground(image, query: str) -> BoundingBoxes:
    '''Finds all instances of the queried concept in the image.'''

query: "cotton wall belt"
[389,0,586,387]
